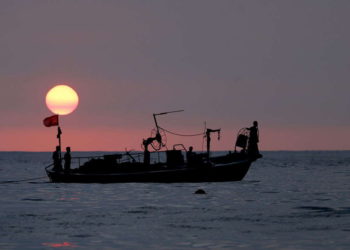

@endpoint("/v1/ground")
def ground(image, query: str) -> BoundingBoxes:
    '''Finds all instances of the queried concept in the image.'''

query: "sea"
[0,151,350,250]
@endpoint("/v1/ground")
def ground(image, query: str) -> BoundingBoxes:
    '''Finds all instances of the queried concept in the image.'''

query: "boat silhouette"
[45,111,262,183]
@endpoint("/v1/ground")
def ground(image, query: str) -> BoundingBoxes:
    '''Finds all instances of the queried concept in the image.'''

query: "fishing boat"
[45,111,262,183]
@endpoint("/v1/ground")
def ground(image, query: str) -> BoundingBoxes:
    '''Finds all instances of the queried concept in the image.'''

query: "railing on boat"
[45,151,176,171]
[44,148,236,172]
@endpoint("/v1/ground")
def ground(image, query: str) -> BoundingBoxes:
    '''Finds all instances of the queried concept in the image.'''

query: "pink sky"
[2,125,350,151]
[1,1,349,151]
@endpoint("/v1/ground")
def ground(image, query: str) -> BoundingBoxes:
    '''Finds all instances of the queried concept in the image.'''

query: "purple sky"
[1,0,349,151]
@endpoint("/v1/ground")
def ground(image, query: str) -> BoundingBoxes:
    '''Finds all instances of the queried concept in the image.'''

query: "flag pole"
[43,114,62,165]
[57,115,62,161]
[58,127,61,159]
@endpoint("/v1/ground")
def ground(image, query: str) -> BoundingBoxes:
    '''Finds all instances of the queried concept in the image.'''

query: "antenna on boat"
[154,109,184,116]
[153,109,184,130]
[206,128,221,160]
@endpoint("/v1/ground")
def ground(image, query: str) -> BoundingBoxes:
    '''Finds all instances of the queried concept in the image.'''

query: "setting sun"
[45,85,79,115]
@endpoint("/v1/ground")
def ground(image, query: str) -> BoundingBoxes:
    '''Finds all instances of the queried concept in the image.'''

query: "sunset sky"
[1,0,349,151]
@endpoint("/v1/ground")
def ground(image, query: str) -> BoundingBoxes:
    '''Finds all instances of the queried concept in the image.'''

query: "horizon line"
[1,150,350,153]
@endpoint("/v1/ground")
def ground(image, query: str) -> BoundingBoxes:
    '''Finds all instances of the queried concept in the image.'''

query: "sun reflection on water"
[42,242,78,248]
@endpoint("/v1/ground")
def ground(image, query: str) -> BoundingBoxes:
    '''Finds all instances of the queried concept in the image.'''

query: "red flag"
[43,115,59,127]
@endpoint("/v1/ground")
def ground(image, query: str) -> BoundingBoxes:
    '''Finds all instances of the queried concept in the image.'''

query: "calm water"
[0,151,350,249]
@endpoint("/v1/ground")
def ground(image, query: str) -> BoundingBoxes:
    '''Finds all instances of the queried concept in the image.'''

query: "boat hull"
[46,160,252,183]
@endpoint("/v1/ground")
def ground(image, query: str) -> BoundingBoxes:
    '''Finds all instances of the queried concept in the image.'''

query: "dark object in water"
[195,189,206,194]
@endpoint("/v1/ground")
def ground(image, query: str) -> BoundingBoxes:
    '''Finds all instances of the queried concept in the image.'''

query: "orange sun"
[46,85,79,115]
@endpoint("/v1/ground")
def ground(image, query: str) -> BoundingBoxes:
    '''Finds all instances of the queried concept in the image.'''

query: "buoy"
[194,189,206,194]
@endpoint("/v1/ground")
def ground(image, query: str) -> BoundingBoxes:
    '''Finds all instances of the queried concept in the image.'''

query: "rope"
[0,176,46,184]
[159,126,205,137]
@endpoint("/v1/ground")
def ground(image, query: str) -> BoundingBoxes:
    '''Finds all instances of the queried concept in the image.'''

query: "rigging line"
[0,176,46,184]
[159,126,205,137]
